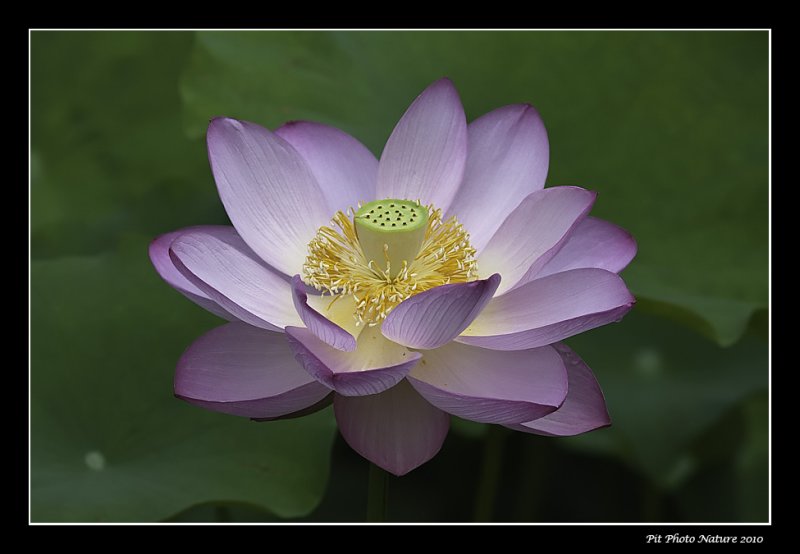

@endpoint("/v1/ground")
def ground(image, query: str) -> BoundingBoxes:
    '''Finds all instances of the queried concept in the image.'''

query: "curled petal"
[382,274,501,350]
[535,216,638,279]
[291,275,357,352]
[479,187,596,295]
[507,343,611,436]
[251,393,334,422]
[408,342,567,424]
[285,325,421,396]
[170,226,301,331]
[149,228,234,320]
[458,269,635,350]
[175,323,330,419]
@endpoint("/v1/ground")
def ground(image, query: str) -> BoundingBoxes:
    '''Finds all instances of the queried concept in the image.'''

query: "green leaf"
[31,238,337,522]
[31,32,227,259]
[180,31,767,345]
[560,310,767,489]
[165,502,279,522]
[736,393,768,521]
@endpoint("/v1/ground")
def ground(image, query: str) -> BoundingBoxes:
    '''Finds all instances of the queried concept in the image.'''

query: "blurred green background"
[31,31,768,522]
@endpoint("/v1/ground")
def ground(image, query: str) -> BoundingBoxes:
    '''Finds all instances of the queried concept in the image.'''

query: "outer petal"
[458,269,635,350]
[169,226,301,332]
[207,117,329,277]
[291,275,357,352]
[382,274,501,350]
[447,104,550,252]
[507,343,611,436]
[149,228,234,320]
[175,322,331,419]
[276,121,378,214]
[376,79,467,212]
[535,216,638,279]
[250,393,334,422]
[479,187,596,296]
[284,325,421,396]
[408,343,567,424]
[334,380,450,476]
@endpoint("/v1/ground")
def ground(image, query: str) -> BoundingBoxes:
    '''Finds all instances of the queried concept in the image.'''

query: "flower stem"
[642,479,662,522]
[473,425,510,522]
[366,462,389,522]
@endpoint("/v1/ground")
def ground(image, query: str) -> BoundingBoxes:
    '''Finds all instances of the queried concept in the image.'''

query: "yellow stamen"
[303,203,478,326]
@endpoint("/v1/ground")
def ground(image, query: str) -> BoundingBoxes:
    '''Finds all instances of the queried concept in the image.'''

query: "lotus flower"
[149,79,636,476]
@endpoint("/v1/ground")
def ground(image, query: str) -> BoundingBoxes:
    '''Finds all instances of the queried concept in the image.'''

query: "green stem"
[513,435,550,521]
[642,479,662,522]
[473,425,510,522]
[366,462,389,522]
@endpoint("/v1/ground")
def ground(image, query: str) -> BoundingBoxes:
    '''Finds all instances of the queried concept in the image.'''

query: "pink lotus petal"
[291,275,357,352]
[285,325,421,396]
[208,117,330,277]
[507,343,611,436]
[458,268,635,350]
[334,380,450,476]
[149,228,234,320]
[250,393,334,422]
[376,79,467,212]
[535,216,638,279]
[175,323,330,419]
[169,226,301,332]
[408,342,567,424]
[447,104,550,251]
[382,274,501,350]
[276,121,378,214]
[479,186,596,295]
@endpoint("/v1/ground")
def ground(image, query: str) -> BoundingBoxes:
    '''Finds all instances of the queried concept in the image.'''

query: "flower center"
[303,199,478,326]
[353,199,429,278]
